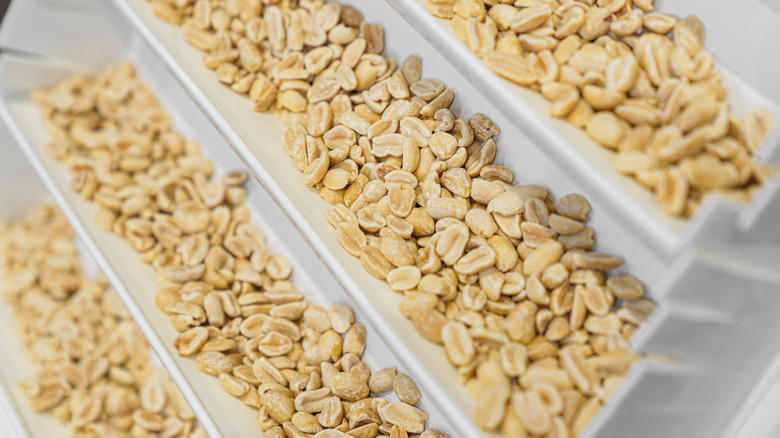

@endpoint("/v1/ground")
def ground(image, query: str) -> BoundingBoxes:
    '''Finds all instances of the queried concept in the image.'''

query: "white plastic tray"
[384,0,780,265]
[0,42,456,437]
[2,1,780,437]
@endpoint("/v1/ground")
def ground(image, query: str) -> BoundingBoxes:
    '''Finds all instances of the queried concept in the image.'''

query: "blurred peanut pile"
[427,0,777,217]
[34,64,446,437]
[0,205,206,437]
[145,0,658,436]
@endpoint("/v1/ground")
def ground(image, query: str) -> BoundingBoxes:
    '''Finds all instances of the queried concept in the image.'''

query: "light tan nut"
[512,390,551,435]
[411,307,448,344]
[330,372,370,401]
[560,345,599,395]
[328,303,355,334]
[548,214,584,235]
[572,397,602,436]
[388,184,416,217]
[523,241,564,276]
[506,302,537,344]
[173,200,210,233]
[526,273,550,306]
[313,430,352,438]
[174,327,209,356]
[379,403,428,434]
[318,329,343,363]
[196,351,235,376]
[361,245,396,279]
[295,388,332,413]
[429,132,458,160]
[267,254,293,280]
[387,266,422,291]
[220,373,251,397]
[488,187,528,216]
[140,384,167,413]
[522,222,556,247]
[572,252,624,271]
[453,246,496,275]
[605,54,639,94]
[499,343,528,377]
[292,411,323,434]
[393,373,421,405]
[606,274,646,300]
[510,4,552,33]
[595,350,640,375]
[586,112,627,149]
[337,222,367,257]
[436,221,470,265]
[369,368,397,394]
[484,51,538,86]
[581,284,612,316]
[554,194,591,221]
[469,113,501,143]
[465,208,497,238]
[656,167,689,216]
[344,323,367,357]
[261,390,296,423]
[475,385,510,431]
[318,396,344,428]
[410,79,445,101]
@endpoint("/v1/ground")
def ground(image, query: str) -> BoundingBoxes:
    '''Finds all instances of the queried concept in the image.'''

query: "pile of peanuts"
[426,0,777,217]
[35,64,446,438]
[0,205,207,437]
[144,0,658,436]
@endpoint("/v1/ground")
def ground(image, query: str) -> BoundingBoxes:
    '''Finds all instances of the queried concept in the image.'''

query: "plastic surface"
[384,0,780,264]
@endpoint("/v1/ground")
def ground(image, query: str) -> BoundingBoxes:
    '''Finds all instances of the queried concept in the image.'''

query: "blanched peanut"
[474,385,510,431]
[512,390,551,435]
[393,373,421,405]
[586,112,627,149]
[607,274,646,300]
[380,403,428,434]
[442,321,476,366]
[524,242,564,275]
[369,368,397,394]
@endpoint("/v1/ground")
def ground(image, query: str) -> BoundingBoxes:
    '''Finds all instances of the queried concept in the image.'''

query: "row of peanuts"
[426,0,777,217]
